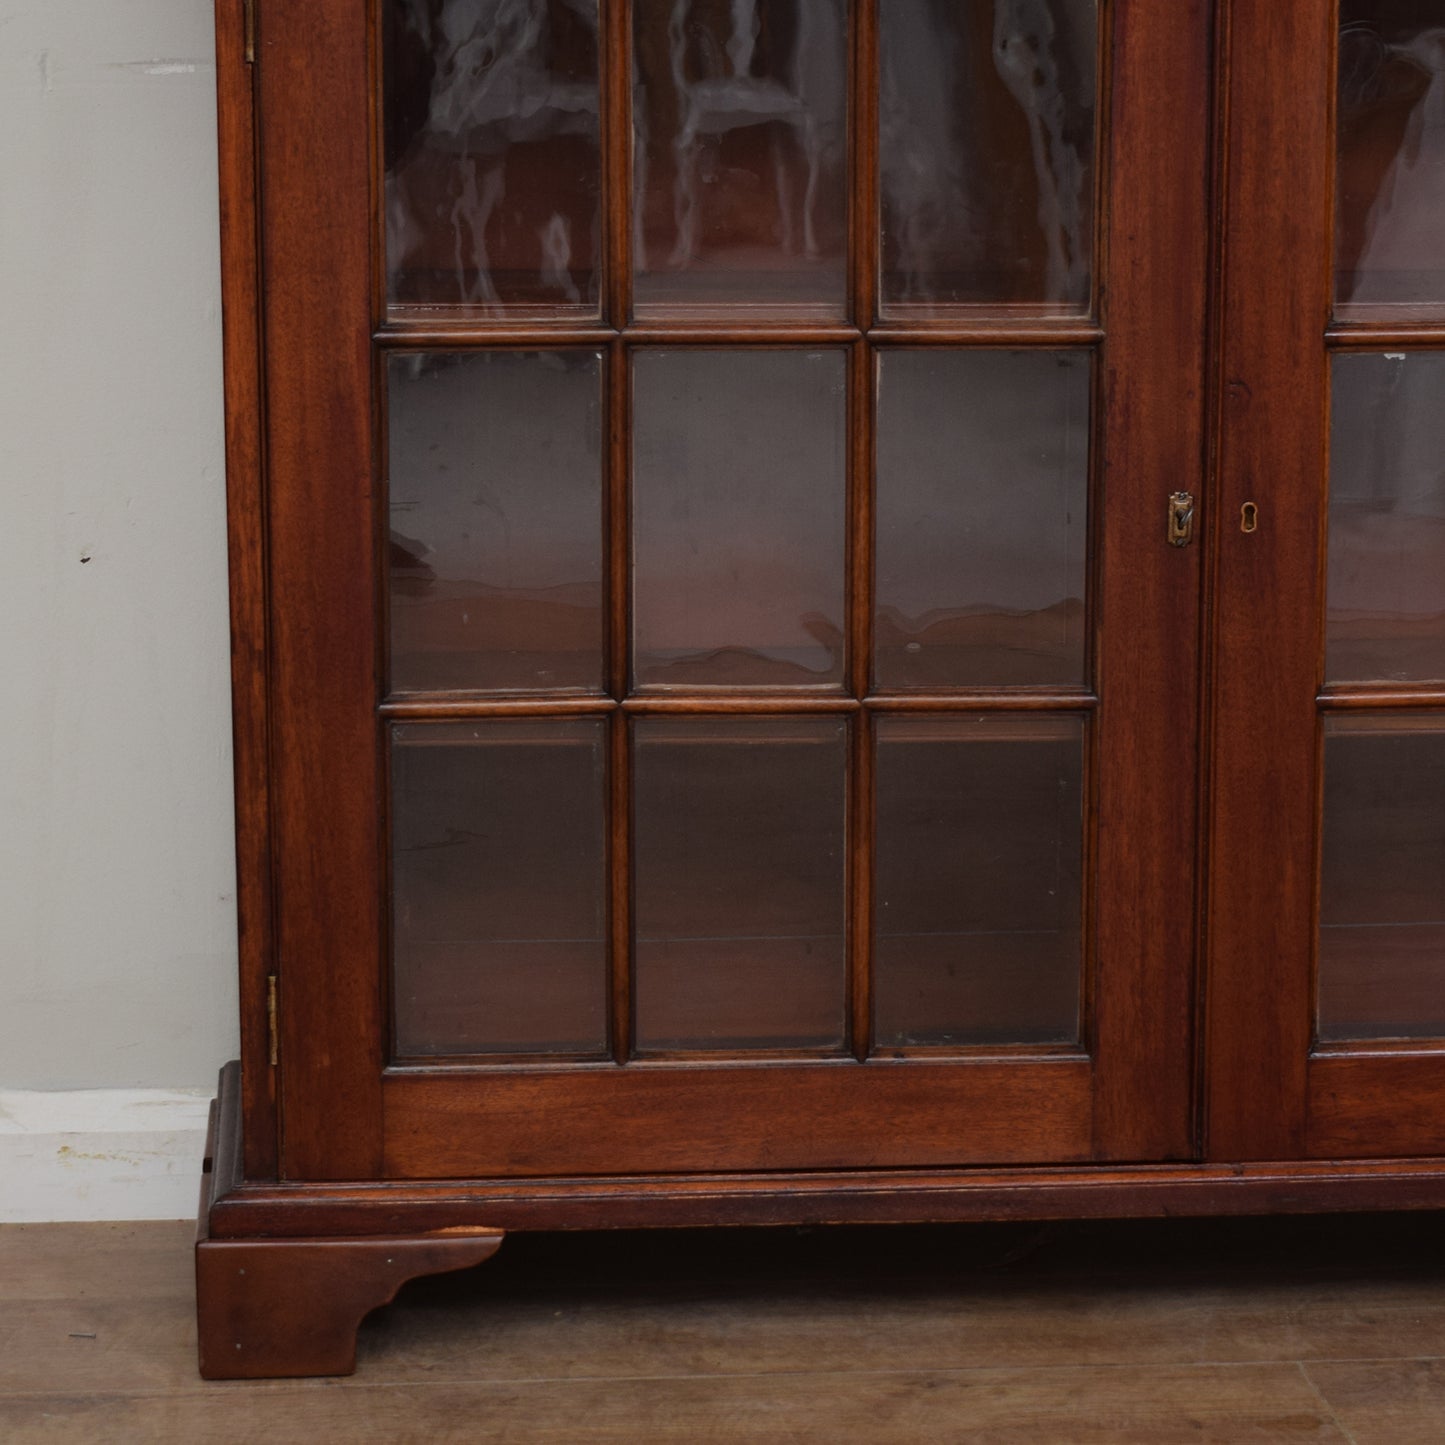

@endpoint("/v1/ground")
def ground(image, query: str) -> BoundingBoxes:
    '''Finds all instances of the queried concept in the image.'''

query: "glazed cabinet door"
[1209,0,1445,1159]
[251,0,1209,1181]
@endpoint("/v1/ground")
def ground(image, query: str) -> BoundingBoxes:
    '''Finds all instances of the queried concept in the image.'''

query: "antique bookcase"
[197,0,1445,1378]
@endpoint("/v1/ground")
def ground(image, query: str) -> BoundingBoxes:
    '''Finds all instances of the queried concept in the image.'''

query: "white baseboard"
[0,1088,214,1222]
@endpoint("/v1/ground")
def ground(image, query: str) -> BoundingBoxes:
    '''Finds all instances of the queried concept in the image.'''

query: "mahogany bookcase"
[198,0,1445,1378]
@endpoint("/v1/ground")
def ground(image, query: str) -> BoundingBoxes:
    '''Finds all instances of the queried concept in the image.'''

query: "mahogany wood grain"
[376,325,615,347]
[201,1063,1445,1237]
[603,0,630,329]
[866,323,1104,346]
[212,1160,1445,1239]
[214,0,276,1178]
[381,1058,1093,1178]
[1203,0,1333,1160]
[846,328,874,1053]
[1319,687,1445,711]
[379,693,1099,720]
[195,1232,503,1379]
[1327,323,1445,348]
[195,1074,503,1379]
[253,0,383,1178]
[851,0,878,329]
[1089,0,1210,1161]
[1309,1053,1445,1158]
[239,0,1217,1191]
[209,8,1445,1373]
[372,321,1109,348]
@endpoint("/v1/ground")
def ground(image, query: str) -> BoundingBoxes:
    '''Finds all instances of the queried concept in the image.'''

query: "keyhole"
[1240,502,1259,534]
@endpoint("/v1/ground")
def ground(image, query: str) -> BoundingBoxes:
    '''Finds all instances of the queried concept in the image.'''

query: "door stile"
[1088,0,1212,1160]
[256,0,386,1179]
[1203,0,1333,1161]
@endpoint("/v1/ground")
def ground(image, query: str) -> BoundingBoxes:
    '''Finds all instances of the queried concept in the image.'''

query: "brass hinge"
[243,0,256,64]
[266,974,279,1066]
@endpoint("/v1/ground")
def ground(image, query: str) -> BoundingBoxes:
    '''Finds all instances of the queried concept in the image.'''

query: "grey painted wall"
[2,1,239,1088]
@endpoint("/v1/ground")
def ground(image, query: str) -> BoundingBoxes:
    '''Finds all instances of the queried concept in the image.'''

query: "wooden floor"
[5,1214,1445,1441]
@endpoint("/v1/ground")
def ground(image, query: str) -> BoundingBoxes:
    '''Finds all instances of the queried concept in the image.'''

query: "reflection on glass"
[879,0,1097,315]
[388,351,605,694]
[874,715,1085,1048]
[1320,715,1445,1041]
[391,720,608,1057]
[632,0,849,318]
[383,0,601,315]
[1337,3,1445,315]
[1328,353,1445,683]
[875,350,1090,689]
[633,717,847,1051]
[632,349,847,687]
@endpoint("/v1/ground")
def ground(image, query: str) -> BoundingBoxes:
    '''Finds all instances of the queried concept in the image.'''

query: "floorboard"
[4,1214,1444,1440]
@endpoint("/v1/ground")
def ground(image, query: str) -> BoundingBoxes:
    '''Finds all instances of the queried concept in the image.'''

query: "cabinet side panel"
[255,0,384,1178]
[215,0,276,1179]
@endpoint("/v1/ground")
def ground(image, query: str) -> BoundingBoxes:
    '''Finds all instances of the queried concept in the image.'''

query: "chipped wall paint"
[0,1,240,1100]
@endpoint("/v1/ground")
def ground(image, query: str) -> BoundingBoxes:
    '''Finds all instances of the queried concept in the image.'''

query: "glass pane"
[632,349,847,688]
[388,351,605,695]
[1337,2,1445,317]
[384,0,602,317]
[632,0,849,319]
[1328,353,1445,684]
[879,0,1097,316]
[875,350,1090,689]
[391,720,608,1057]
[633,717,847,1051]
[1320,714,1445,1041]
[874,715,1085,1048]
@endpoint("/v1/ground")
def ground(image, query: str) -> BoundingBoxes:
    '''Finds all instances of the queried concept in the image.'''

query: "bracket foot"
[195,1228,504,1379]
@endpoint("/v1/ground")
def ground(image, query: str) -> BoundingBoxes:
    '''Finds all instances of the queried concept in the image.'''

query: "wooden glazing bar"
[852,0,878,329]
[391,1050,613,1068]
[380,697,618,720]
[847,342,872,702]
[865,1043,1090,1063]
[623,325,862,347]
[609,709,632,1064]
[604,0,632,328]
[1327,324,1445,349]
[865,691,1099,713]
[620,695,860,716]
[615,1044,851,1066]
[374,321,1106,349]
[867,323,1105,347]
[358,694,1074,721]
[602,338,631,1073]
[1313,1040,1445,1058]
[1318,689,1445,711]
[608,338,630,700]
[373,326,617,349]
[848,710,873,1062]
[846,348,875,1062]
